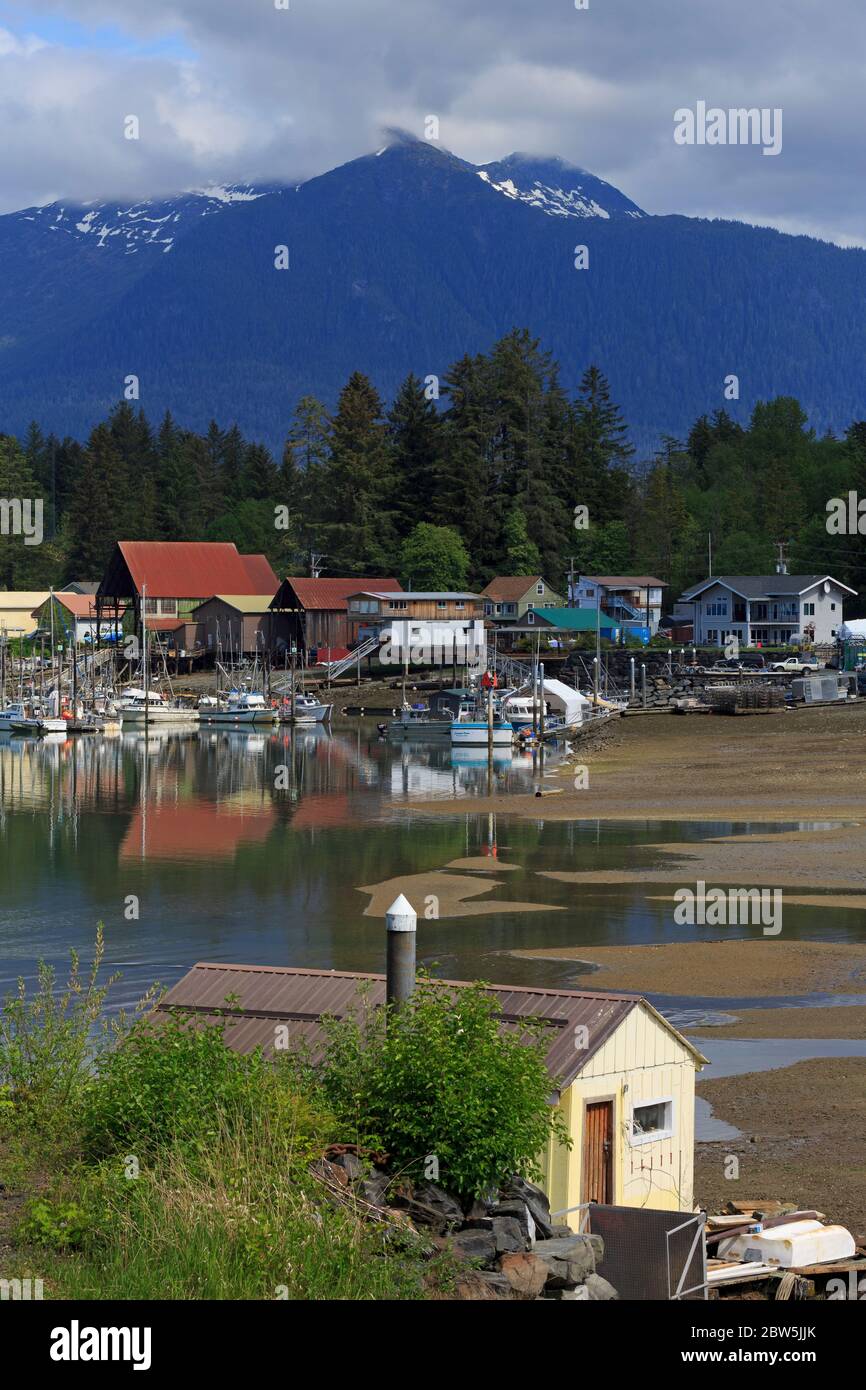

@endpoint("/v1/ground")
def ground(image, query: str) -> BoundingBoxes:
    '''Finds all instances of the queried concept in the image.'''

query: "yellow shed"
[158,964,707,1217]
[0,591,50,638]
[541,992,708,1219]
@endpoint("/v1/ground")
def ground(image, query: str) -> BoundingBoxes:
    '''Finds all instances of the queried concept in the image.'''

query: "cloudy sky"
[0,0,863,245]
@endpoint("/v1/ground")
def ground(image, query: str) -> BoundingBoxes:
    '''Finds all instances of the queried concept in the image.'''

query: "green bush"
[18,1195,94,1251]
[81,1008,328,1161]
[316,979,570,1198]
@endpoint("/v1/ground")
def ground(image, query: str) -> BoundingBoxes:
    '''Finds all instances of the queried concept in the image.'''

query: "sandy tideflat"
[689,1004,866,1038]
[357,871,560,919]
[508,939,866,997]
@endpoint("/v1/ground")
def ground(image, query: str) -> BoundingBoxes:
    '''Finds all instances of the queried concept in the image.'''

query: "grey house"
[678,574,856,647]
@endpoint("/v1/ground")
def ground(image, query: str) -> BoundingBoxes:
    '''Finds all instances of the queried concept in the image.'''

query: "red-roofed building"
[270,576,402,656]
[96,542,279,632]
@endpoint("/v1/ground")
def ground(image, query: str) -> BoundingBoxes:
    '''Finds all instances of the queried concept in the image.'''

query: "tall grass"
[0,938,436,1300]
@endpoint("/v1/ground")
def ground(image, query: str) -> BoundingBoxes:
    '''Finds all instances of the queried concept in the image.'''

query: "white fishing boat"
[291,693,333,724]
[10,714,69,736]
[120,694,200,726]
[0,702,28,732]
[449,707,514,747]
[197,691,278,725]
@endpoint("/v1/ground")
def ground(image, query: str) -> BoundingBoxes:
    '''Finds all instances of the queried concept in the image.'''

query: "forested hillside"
[2,329,864,609]
[3,138,866,453]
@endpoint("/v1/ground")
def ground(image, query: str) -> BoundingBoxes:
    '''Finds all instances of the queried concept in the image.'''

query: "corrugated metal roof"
[156,963,706,1088]
[272,577,401,612]
[583,576,666,588]
[105,543,277,600]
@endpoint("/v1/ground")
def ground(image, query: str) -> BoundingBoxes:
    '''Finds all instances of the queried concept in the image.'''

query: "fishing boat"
[449,705,514,748]
[0,702,29,732]
[10,713,68,736]
[386,702,454,738]
[197,691,278,726]
[286,693,333,724]
[120,693,200,726]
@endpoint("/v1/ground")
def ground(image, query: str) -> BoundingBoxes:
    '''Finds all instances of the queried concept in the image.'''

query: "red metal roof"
[241,554,280,594]
[156,963,707,1090]
[273,577,401,612]
[112,542,277,600]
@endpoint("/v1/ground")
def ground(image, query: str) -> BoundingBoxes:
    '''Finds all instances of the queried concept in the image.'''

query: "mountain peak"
[476,153,645,220]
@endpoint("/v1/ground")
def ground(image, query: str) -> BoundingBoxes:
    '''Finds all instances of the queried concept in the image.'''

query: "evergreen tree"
[318,372,398,571]
[387,373,442,533]
[66,424,127,577]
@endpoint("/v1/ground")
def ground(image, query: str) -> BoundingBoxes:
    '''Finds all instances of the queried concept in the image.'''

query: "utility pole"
[708,532,713,578]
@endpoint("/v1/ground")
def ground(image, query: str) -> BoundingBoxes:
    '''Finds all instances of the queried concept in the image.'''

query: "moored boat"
[197,691,278,725]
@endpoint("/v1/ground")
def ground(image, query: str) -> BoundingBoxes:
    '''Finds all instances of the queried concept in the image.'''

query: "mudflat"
[508,939,866,997]
[695,1058,866,1243]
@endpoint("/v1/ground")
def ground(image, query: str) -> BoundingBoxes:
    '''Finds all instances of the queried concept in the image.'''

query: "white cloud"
[0,0,863,245]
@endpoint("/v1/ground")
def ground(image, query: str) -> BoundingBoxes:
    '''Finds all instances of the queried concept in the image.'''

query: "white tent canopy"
[512,677,589,726]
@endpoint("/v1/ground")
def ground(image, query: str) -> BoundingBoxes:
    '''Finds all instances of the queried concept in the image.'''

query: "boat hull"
[10,718,69,736]
[198,710,279,725]
[120,708,200,725]
[450,722,514,747]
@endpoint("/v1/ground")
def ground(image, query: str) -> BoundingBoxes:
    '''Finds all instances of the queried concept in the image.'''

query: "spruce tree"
[387,373,442,534]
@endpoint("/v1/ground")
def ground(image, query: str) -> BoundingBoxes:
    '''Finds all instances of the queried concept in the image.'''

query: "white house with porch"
[678,574,856,648]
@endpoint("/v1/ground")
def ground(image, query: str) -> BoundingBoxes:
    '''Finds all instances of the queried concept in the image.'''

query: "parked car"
[739,654,766,670]
[769,655,819,673]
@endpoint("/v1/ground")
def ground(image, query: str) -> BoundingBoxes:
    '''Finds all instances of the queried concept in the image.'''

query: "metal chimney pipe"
[385,894,417,1010]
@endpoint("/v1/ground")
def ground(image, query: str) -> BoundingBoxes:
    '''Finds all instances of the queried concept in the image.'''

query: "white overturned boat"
[197,691,278,726]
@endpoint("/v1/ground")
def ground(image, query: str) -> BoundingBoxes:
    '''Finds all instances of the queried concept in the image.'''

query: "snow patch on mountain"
[475,155,645,221]
[16,184,275,255]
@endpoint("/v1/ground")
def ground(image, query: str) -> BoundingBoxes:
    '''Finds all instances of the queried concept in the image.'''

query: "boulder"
[584,1273,619,1301]
[452,1271,516,1300]
[447,1228,497,1267]
[310,1158,349,1188]
[500,1176,556,1240]
[393,1180,464,1233]
[499,1252,549,1300]
[491,1215,526,1255]
[329,1152,364,1182]
[488,1199,536,1244]
[359,1172,392,1209]
[531,1234,601,1288]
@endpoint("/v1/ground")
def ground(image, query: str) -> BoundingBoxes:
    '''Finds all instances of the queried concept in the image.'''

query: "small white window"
[631,1098,673,1145]
[527,612,535,625]
[536,581,544,595]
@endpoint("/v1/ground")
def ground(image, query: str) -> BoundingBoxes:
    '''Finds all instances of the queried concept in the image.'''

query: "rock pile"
[313,1152,618,1301]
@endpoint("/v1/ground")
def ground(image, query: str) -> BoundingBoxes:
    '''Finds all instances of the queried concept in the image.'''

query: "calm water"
[1,722,864,1016]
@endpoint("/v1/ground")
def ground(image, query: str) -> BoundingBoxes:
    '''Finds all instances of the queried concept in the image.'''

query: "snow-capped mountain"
[1,131,865,455]
[11,184,278,256]
[476,153,645,220]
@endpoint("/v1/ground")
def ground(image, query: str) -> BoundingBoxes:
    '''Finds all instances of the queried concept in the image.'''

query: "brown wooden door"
[582,1100,613,1204]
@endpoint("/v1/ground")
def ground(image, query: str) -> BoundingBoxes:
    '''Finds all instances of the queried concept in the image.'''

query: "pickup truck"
[769,656,819,673]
